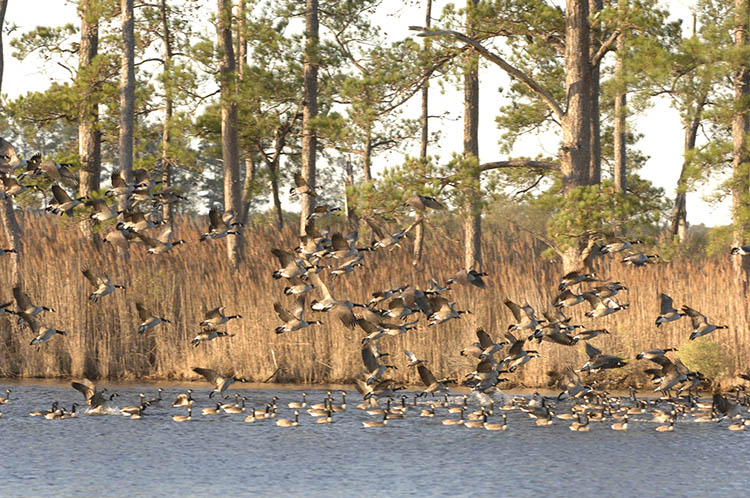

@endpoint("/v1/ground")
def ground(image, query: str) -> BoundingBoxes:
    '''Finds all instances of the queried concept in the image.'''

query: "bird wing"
[193,367,219,385]
[364,217,385,240]
[222,209,237,225]
[585,342,602,359]
[82,269,100,288]
[51,184,72,204]
[271,248,294,267]
[475,328,494,349]
[356,318,381,334]
[204,306,222,320]
[17,311,38,332]
[71,378,96,403]
[292,296,306,320]
[133,231,159,248]
[157,227,173,243]
[417,364,438,386]
[404,349,418,363]
[208,207,222,230]
[659,293,674,314]
[13,286,32,311]
[294,171,305,188]
[361,344,380,372]
[274,302,295,323]
[681,306,706,328]
[330,232,349,251]
[582,291,601,307]
[136,302,152,322]
[504,299,523,322]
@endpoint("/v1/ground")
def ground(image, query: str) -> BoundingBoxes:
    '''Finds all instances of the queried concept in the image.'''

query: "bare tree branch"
[479,159,560,172]
[410,26,565,121]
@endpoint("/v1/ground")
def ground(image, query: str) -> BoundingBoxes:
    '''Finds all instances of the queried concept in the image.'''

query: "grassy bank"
[0,213,746,389]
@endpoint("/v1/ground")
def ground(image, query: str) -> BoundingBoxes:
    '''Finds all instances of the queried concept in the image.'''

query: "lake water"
[1,381,748,497]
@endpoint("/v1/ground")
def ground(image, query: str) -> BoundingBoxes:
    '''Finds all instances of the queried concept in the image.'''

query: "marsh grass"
[0,212,745,388]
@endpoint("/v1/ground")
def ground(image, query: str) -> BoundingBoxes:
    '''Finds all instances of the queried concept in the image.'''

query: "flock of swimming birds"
[1,142,750,432]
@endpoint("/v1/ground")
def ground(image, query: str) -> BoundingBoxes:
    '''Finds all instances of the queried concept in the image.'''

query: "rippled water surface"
[1,381,749,497]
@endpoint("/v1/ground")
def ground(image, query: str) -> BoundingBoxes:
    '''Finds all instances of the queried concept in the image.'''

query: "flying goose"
[86,198,119,223]
[404,194,444,211]
[136,302,171,334]
[71,378,118,411]
[655,293,684,327]
[290,171,317,197]
[368,285,407,306]
[427,296,470,327]
[682,306,728,340]
[18,312,66,347]
[731,245,750,255]
[580,342,627,373]
[404,349,427,368]
[276,410,300,427]
[636,348,678,361]
[355,378,403,400]
[271,248,307,280]
[326,231,370,260]
[306,204,341,221]
[573,328,610,341]
[582,292,629,318]
[193,367,248,399]
[200,306,242,327]
[47,184,82,216]
[553,289,585,309]
[591,281,627,298]
[117,211,162,233]
[133,227,185,254]
[274,296,322,334]
[106,169,135,197]
[283,276,313,296]
[621,253,658,266]
[446,269,488,289]
[1,174,32,198]
[558,269,597,290]
[505,300,543,337]
[83,269,125,302]
[199,207,241,241]
[191,326,235,347]
[416,364,450,397]
[600,240,642,254]
[362,344,398,385]
[330,255,364,278]
[366,217,422,251]
[103,227,133,250]
[13,286,55,322]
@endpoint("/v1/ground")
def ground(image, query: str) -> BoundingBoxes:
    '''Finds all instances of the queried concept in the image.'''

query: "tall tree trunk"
[237,0,254,227]
[159,0,174,229]
[588,0,602,185]
[613,0,627,193]
[78,0,101,242]
[560,0,592,272]
[0,1,23,289]
[119,0,135,213]
[217,0,242,267]
[363,132,372,182]
[412,0,431,269]
[463,0,482,271]
[300,0,318,236]
[671,109,702,241]
[268,160,283,230]
[732,0,750,291]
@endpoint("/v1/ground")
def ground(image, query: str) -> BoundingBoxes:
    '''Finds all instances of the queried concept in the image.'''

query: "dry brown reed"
[0,212,746,389]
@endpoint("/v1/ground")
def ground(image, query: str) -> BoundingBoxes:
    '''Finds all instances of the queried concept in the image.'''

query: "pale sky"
[1,0,731,227]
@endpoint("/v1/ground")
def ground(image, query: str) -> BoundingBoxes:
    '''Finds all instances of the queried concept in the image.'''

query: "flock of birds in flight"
[1,142,750,431]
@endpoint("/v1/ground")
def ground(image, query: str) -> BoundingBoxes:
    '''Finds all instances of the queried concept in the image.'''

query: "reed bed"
[0,212,746,388]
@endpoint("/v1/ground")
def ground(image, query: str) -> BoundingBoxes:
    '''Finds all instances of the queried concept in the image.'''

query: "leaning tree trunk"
[560,0,593,273]
[0,1,22,289]
[412,0,431,269]
[300,0,318,236]
[119,0,135,216]
[588,0,602,185]
[237,0,255,227]
[671,111,702,241]
[462,0,482,271]
[731,0,750,292]
[217,0,243,267]
[613,0,627,193]
[159,0,174,229]
[78,0,101,242]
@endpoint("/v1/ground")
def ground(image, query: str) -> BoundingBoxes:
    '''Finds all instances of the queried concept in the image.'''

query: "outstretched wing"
[417,364,438,387]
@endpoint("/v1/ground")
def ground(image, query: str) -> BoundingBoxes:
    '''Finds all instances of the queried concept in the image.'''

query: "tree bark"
[412,0,431,269]
[217,0,242,267]
[613,0,627,193]
[671,108,702,241]
[159,0,174,229]
[78,0,102,242]
[0,2,23,289]
[732,0,750,290]
[119,0,135,213]
[463,0,482,271]
[237,0,255,227]
[300,0,318,236]
[588,0,602,185]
